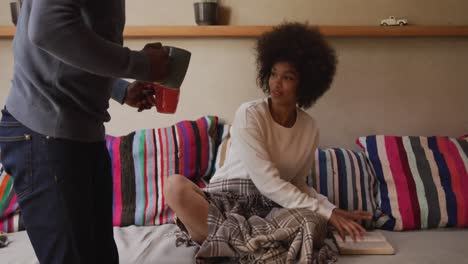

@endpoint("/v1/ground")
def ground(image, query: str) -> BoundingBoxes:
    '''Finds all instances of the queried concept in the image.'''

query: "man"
[0,0,172,263]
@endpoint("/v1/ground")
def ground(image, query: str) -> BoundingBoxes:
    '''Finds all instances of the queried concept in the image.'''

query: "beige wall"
[0,0,467,149]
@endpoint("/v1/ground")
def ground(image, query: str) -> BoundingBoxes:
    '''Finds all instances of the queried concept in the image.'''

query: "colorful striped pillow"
[0,212,23,233]
[308,148,377,228]
[357,135,468,231]
[0,167,23,233]
[106,116,218,226]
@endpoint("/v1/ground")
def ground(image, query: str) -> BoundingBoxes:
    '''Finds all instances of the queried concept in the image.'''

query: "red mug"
[141,46,190,114]
[153,46,190,114]
[154,84,180,114]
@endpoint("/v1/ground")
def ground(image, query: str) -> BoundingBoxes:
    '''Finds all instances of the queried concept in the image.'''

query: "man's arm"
[28,0,151,81]
[111,79,129,104]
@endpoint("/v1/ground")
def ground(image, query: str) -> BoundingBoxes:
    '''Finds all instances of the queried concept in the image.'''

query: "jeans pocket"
[0,119,33,200]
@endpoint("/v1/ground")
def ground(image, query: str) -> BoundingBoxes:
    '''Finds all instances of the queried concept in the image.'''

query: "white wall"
[0,0,467,149]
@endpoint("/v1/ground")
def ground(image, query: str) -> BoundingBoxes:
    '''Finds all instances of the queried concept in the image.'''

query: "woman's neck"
[268,98,297,128]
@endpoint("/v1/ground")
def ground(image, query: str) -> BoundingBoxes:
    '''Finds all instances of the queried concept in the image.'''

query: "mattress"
[1,226,467,264]
[335,229,468,264]
[0,224,197,264]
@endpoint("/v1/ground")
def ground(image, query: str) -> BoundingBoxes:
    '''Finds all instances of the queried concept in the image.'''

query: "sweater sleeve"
[292,130,336,219]
[231,106,334,219]
[27,0,151,81]
[111,79,129,104]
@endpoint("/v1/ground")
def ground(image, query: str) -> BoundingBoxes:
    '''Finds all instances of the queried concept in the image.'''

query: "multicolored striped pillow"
[0,167,23,233]
[0,212,23,233]
[308,148,377,228]
[357,135,468,231]
[106,116,218,227]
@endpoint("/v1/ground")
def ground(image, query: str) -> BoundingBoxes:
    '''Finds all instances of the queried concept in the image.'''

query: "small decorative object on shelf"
[380,16,408,26]
[9,0,22,26]
[193,0,218,25]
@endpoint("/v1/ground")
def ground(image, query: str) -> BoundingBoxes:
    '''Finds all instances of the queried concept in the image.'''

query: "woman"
[165,22,371,261]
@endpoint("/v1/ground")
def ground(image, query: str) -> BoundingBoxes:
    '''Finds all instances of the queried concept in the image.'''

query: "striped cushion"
[357,135,468,230]
[210,124,231,177]
[0,212,23,233]
[106,116,218,226]
[308,148,377,228]
[0,167,23,233]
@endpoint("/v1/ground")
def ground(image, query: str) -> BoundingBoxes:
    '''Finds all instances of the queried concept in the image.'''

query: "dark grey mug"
[10,1,21,26]
[160,46,191,90]
[194,2,218,25]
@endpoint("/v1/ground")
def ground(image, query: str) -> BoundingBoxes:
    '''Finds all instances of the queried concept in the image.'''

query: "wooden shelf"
[122,25,468,38]
[2,25,468,39]
[0,26,15,38]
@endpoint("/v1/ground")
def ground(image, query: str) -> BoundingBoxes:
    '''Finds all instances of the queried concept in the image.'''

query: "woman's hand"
[328,208,372,242]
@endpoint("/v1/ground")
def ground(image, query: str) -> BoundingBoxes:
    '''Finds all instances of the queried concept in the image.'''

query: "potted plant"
[193,0,218,25]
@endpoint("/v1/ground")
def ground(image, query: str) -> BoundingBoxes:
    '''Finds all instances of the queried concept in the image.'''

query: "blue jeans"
[0,109,118,264]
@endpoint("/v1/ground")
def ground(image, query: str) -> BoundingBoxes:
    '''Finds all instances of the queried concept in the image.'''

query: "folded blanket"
[176,179,337,264]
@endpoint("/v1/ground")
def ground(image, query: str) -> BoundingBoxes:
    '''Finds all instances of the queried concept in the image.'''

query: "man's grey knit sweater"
[6,0,152,141]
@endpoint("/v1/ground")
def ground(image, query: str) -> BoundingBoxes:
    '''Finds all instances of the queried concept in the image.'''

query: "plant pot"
[193,2,218,25]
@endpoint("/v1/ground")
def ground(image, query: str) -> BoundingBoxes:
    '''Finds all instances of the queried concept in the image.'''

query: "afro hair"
[255,22,337,109]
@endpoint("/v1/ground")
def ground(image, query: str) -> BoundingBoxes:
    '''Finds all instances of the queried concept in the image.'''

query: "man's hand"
[141,42,169,82]
[328,208,372,242]
[124,81,156,112]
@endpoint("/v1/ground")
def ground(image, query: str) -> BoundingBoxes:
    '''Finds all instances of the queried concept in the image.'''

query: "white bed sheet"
[2,226,467,264]
[333,228,468,264]
[0,224,197,264]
